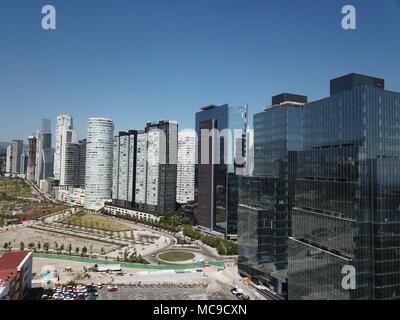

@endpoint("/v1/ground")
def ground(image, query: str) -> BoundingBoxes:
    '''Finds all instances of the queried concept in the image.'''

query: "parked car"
[237,293,250,300]
[107,285,118,292]
[231,287,243,295]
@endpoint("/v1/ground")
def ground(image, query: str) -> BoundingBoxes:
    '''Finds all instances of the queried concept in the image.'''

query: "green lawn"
[0,178,32,197]
[159,251,195,262]
[63,212,134,232]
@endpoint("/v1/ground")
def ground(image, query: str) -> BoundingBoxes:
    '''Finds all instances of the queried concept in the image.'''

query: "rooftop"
[0,251,31,271]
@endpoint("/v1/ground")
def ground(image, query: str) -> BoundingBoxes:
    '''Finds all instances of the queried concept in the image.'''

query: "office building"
[135,131,148,206]
[5,145,12,176]
[84,118,114,210]
[145,120,178,213]
[112,130,138,208]
[0,251,33,300]
[78,139,86,188]
[195,104,248,239]
[288,73,400,300]
[19,152,28,175]
[11,140,23,175]
[27,136,37,182]
[35,119,53,185]
[54,114,73,180]
[176,130,195,204]
[237,93,306,298]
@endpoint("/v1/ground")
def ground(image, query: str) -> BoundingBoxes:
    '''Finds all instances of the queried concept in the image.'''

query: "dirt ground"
[0,226,115,253]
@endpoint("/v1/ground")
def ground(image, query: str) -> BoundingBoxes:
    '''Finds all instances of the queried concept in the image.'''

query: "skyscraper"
[195,104,248,239]
[11,140,23,175]
[112,130,138,208]
[35,119,53,185]
[144,120,178,213]
[5,145,12,176]
[288,73,400,300]
[19,152,28,175]
[135,131,148,207]
[237,93,306,298]
[59,131,79,186]
[78,139,87,188]
[54,114,73,180]
[176,130,195,204]
[84,118,114,210]
[27,136,37,182]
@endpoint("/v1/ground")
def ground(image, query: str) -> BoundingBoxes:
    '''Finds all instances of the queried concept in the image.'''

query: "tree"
[123,250,128,262]
[100,247,105,255]
[3,243,8,251]
[75,247,79,255]
[67,244,72,255]
[43,242,50,253]
[28,243,35,249]
[81,246,87,257]
[37,242,41,251]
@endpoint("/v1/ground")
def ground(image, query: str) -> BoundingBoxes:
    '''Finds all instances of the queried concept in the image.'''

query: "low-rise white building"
[104,205,161,223]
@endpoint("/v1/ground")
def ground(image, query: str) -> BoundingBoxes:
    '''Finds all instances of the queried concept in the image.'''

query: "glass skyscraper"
[288,73,400,300]
[237,94,306,298]
[195,104,248,239]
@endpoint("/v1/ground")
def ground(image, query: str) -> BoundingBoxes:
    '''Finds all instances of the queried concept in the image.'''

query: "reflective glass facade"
[289,83,400,300]
[195,104,247,239]
[237,99,305,298]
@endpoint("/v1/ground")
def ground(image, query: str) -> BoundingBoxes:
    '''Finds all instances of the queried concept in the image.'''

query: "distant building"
[54,114,74,181]
[35,119,53,186]
[135,131,148,206]
[84,118,114,210]
[195,104,248,240]
[0,251,33,300]
[27,136,37,182]
[19,152,28,176]
[11,140,23,175]
[112,130,138,208]
[176,130,195,204]
[78,139,87,188]
[5,145,12,176]
[144,120,178,213]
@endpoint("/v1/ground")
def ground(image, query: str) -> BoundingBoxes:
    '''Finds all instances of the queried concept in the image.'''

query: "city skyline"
[1,0,400,141]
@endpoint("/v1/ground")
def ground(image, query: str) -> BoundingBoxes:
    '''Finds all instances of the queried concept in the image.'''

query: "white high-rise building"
[176,130,195,204]
[59,129,79,186]
[135,131,148,205]
[54,115,74,181]
[5,145,12,176]
[146,128,162,207]
[84,118,114,210]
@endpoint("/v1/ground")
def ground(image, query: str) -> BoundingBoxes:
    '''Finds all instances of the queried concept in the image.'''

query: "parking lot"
[98,281,235,300]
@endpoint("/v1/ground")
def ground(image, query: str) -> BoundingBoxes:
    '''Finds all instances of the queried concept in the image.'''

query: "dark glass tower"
[288,73,400,300]
[237,94,306,298]
[195,104,247,239]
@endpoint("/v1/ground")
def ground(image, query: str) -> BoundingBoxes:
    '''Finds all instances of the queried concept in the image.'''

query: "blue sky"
[0,0,400,141]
